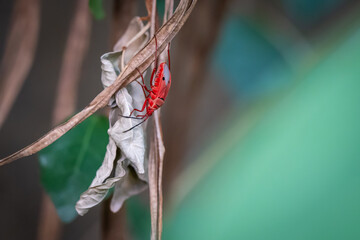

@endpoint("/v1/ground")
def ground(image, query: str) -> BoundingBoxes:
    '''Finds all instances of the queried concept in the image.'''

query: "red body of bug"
[122,43,171,132]
[131,62,171,119]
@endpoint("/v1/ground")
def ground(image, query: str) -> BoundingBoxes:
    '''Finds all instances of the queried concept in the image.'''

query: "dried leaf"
[110,155,147,212]
[76,155,125,215]
[0,0,198,168]
[76,18,149,215]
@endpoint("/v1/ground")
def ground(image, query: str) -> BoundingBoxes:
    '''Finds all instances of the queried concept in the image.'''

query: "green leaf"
[38,115,109,223]
[164,24,360,240]
[88,0,105,20]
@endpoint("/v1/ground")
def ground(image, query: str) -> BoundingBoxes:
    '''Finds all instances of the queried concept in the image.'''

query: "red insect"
[122,37,171,132]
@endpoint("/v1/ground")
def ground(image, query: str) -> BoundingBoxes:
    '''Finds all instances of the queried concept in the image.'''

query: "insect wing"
[162,64,171,85]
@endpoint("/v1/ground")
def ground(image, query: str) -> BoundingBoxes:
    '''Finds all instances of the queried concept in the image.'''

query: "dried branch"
[147,0,173,238]
[150,0,157,37]
[148,0,162,239]
[0,0,40,129]
[163,0,174,24]
[145,0,153,18]
[148,121,165,240]
[0,0,198,167]
[149,1,174,239]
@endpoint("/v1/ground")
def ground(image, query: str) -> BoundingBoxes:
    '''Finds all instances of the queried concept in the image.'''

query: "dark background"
[0,0,108,239]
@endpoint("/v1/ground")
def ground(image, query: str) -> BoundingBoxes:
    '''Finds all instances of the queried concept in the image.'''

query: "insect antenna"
[123,117,148,133]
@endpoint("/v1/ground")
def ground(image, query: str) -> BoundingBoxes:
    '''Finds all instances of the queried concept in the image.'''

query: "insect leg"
[149,67,157,88]
[130,98,148,117]
[149,35,159,88]
[123,116,149,133]
[135,80,150,98]
[135,68,151,92]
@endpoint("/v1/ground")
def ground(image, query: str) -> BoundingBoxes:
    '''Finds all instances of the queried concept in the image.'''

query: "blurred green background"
[164,22,360,240]
[130,0,360,239]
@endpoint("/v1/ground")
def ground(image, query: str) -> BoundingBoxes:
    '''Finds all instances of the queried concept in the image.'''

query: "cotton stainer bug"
[122,36,171,132]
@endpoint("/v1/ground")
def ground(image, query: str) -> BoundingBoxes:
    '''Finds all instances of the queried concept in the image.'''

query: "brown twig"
[150,0,157,36]
[148,120,165,240]
[148,0,162,239]
[37,1,91,240]
[145,0,153,18]
[148,0,174,238]
[0,0,198,167]
[0,0,40,129]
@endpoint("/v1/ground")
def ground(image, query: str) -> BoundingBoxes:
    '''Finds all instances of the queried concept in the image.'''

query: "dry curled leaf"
[0,0,198,169]
[76,18,149,215]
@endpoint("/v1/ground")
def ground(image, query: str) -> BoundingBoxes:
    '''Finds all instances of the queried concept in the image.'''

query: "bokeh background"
[1,0,360,239]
